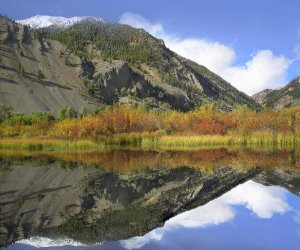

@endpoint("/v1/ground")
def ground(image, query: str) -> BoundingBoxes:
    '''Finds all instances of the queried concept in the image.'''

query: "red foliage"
[193,119,225,134]
[218,116,237,130]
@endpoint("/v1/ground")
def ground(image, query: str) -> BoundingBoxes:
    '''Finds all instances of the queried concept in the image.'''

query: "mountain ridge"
[252,76,300,109]
[0,15,259,114]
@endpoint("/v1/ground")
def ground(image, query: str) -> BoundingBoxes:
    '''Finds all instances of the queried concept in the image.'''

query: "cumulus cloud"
[120,13,291,95]
[222,181,290,218]
[166,38,236,74]
[120,13,164,37]
[120,180,290,249]
[222,51,290,95]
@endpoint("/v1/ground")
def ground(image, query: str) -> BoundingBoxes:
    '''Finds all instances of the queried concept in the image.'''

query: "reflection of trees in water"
[0,148,300,247]
[0,148,300,173]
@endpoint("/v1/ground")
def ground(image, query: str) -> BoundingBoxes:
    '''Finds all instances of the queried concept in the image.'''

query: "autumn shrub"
[3,104,300,141]
[193,119,225,134]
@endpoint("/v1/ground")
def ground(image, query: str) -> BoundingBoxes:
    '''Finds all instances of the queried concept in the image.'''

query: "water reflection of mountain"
[0,149,299,247]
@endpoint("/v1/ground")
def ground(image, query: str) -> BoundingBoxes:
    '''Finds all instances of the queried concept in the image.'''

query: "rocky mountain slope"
[0,15,259,114]
[251,89,273,105]
[0,16,97,114]
[252,76,300,109]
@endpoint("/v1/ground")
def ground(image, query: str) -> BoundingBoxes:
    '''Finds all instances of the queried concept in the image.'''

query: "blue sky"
[1,0,300,94]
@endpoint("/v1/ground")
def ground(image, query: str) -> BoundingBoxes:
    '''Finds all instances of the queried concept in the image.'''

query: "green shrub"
[0,103,12,123]
[57,107,78,120]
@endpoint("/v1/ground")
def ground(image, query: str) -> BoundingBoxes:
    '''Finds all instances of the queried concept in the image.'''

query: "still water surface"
[1,148,300,249]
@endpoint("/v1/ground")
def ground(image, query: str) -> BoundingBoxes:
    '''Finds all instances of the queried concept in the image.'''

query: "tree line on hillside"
[39,21,166,70]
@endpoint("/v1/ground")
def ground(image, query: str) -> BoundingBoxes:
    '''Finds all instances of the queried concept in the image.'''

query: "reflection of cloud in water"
[17,236,97,248]
[121,181,290,249]
[120,229,164,250]
[17,181,290,249]
[165,198,235,228]
[221,181,290,219]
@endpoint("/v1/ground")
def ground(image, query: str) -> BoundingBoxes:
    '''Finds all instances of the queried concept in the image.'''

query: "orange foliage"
[3,104,300,139]
[193,119,225,134]
[48,106,160,138]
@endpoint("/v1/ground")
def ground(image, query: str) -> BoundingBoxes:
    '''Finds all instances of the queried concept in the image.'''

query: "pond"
[0,148,299,249]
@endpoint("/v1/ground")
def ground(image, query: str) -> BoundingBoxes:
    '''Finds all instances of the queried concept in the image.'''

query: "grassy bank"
[1,133,300,151]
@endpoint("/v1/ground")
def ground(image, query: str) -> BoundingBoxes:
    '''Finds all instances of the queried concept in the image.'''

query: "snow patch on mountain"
[17,15,104,28]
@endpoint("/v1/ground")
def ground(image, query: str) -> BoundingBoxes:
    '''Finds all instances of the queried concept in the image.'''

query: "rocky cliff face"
[0,16,259,114]
[252,89,273,104]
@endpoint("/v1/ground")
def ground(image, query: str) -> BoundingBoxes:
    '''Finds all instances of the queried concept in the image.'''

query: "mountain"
[252,76,300,109]
[0,15,259,114]
[0,16,96,114]
[17,15,104,28]
[251,89,273,105]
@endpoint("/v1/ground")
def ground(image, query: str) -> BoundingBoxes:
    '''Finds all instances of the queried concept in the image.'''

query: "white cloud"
[222,51,290,95]
[120,13,291,95]
[120,180,290,249]
[222,181,290,219]
[166,38,236,75]
[120,13,164,37]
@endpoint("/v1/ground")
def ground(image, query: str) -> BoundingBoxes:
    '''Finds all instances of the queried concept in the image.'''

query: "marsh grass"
[140,133,300,149]
[0,138,105,151]
[1,132,300,151]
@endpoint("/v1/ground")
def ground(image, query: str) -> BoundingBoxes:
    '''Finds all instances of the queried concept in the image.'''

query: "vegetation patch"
[1,103,300,149]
